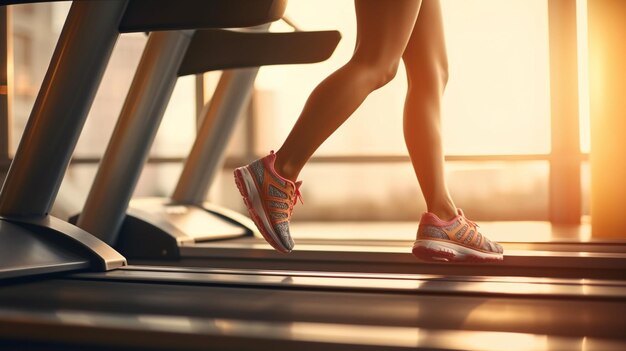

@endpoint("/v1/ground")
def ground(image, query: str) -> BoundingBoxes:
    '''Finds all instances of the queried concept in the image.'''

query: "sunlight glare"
[577,0,590,153]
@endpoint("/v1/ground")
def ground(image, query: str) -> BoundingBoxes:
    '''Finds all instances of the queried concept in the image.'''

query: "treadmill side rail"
[0,216,127,280]
[1,216,126,272]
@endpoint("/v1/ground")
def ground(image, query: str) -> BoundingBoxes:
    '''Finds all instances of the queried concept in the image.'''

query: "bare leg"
[402,0,456,220]
[274,0,422,181]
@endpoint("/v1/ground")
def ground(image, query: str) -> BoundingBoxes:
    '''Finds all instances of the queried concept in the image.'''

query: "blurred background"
[5,0,590,224]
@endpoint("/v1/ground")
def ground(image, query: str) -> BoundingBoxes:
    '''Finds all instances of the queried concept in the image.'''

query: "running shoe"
[233,151,303,253]
[412,209,504,262]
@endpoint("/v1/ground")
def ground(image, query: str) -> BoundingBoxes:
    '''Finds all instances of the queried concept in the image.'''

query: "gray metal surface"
[0,219,90,279]
[122,265,626,287]
[182,238,626,269]
[112,202,248,259]
[172,69,258,204]
[0,0,128,217]
[0,215,126,279]
[111,200,255,260]
[0,270,624,347]
[15,216,125,270]
[77,30,193,245]
[183,238,626,269]
[130,199,247,242]
[76,266,626,299]
[0,308,624,350]
[168,237,626,279]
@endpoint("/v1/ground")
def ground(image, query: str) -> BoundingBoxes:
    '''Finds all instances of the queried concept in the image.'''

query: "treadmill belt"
[74,266,626,300]
[152,237,626,280]
[0,267,624,350]
[1,308,624,351]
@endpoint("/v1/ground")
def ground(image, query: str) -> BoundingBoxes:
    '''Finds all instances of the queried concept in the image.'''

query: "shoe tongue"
[295,180,303,189]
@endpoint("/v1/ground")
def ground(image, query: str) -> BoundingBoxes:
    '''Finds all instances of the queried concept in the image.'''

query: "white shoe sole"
[412,239,503,263]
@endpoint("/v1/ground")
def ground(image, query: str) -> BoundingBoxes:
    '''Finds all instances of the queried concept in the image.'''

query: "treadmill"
[1,266,626,350]
[60,0,626,281]
[1,1,625,350]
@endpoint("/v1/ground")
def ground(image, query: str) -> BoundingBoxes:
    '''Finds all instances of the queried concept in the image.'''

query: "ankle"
[428,202,457,221]
[273,150,300,182]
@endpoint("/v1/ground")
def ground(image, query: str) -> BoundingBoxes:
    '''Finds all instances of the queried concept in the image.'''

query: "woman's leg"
[401,0,456,220]
[405,1,503,262]
[274,0,423,182]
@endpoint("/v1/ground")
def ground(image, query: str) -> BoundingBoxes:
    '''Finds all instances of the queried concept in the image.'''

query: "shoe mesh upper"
[244,152,303,251]
[417,211,503,254]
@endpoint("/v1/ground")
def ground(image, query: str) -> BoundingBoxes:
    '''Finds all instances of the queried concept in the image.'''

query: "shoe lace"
[295,188,304,205]
[287,182,304,216]
[465,217,479,230]
[457,208,480,231]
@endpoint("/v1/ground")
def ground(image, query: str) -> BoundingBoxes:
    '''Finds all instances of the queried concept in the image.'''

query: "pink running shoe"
[233,151,302,253]
[412,209,504,263]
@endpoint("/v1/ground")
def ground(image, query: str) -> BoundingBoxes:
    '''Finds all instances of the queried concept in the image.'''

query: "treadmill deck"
[1,266,625,350]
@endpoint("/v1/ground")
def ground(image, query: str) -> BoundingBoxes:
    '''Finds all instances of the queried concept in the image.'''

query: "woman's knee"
[349,59,401,90]
[375,61,401,89]
[407,60,449,94]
